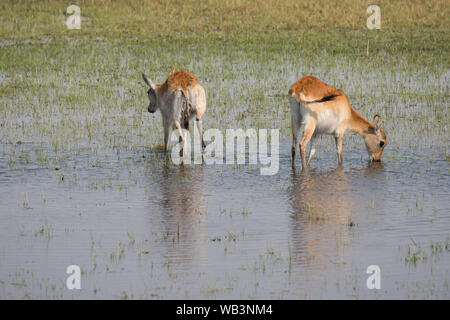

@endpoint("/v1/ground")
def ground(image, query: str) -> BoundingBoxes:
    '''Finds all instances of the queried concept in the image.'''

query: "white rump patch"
[299,92,315,102]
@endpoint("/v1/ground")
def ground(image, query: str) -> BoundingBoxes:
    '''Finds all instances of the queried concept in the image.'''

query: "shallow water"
[0,141,448,299]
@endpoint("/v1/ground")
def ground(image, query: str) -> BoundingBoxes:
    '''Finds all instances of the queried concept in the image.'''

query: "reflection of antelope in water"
[147,160,207,266]
[287,165,386,271]
[289,76,387,170]
[287,167,353,267]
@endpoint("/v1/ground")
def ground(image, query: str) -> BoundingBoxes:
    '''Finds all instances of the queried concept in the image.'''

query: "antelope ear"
[142,73,155,90]
[373,115,382,134]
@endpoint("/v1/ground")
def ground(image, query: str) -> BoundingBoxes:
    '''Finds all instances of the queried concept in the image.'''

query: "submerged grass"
[1,39,448,158]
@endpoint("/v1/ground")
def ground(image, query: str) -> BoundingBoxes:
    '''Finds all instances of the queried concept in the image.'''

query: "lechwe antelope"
[289,76,386,169]
[142,70,206,156]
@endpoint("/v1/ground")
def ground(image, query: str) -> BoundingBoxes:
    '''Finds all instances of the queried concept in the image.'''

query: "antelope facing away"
[142,70,206,156]
[289,76,386,170]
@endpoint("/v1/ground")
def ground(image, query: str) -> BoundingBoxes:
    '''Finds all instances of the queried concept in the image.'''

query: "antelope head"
[364,115,387,162]
[142,73,158,113]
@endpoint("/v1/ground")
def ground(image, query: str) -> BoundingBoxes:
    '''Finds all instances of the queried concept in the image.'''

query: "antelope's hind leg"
[196,117,205,150]
[193,86,207,151]
[163,122,170,152]
[290,100,302,165]
[299,122,316,171]
[291,118,298,161]
[174,120,185,157]
[307,133,317,166]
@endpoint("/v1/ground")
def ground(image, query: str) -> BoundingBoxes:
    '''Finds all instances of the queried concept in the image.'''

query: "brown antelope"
[289,76,386,169]
[142,70,206,156]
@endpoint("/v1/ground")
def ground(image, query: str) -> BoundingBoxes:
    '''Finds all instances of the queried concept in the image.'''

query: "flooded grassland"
[0,33,449,299]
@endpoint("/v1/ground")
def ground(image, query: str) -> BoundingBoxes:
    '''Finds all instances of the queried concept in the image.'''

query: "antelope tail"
[179,89,190,125]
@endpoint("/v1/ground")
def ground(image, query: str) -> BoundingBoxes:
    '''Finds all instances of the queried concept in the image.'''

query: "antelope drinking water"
[289,76,386,170]
[142,70,206,156]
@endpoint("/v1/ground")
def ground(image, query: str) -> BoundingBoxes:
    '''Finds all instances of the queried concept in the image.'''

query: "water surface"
[0,142,448,299]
